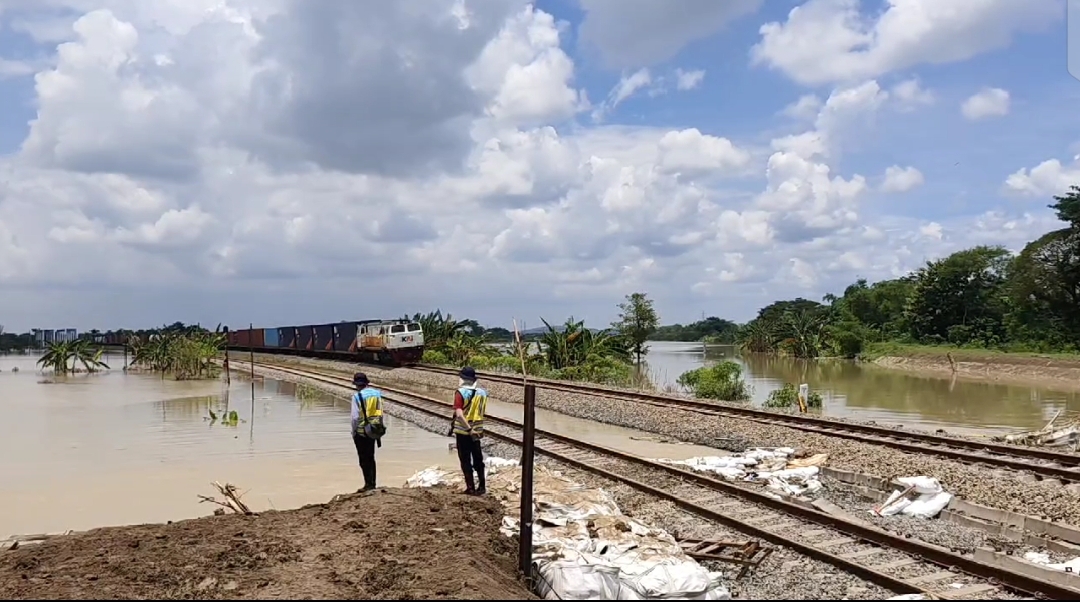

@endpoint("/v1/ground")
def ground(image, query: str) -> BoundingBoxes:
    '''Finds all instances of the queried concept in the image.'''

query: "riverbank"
[863,343,1080,391]
[0,488,532,600]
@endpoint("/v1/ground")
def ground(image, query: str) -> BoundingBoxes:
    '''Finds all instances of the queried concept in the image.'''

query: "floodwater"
[0,353,458,538]
[0,351,716,538]
[641,342,1080,436]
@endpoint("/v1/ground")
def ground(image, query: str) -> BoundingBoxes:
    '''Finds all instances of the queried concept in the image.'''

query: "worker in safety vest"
[452,366,488,495]
[351,372,386,492]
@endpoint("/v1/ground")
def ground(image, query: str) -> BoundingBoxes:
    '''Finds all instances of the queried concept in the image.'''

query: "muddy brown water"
[644,342,1080,436]
[0,352,714,538]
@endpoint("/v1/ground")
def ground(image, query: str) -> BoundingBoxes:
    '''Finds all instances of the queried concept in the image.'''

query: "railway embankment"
[246,355,1080,528]
[245,361,1080,599]
[863,344,1080,390]
[242,363,899,599]
[0,487,532,600]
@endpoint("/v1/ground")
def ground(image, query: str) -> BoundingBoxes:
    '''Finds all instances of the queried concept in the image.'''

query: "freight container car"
[333,322,359,353]
[313,324,334,352]
[279,327,297,349]
[264,327,280,348]
[297,325,315,351]
[224,318,425,367]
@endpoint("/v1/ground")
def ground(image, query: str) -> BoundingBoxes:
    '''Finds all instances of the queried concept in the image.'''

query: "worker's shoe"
[475,486,487,496]
[462,488,477,495]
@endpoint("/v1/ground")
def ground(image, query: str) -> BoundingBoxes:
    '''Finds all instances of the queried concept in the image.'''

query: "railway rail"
[245,360,1080,600]
[411,363,1080,484]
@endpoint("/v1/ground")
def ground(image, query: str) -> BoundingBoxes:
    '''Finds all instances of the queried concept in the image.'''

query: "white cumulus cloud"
[961,87,1011,120]
[0,0,1065,331]
[881,165,924,193]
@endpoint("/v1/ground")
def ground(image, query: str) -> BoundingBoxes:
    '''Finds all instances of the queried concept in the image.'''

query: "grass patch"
[862,341,1080,363]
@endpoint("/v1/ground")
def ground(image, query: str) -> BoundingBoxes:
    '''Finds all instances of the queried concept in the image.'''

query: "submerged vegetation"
[677,361,751,401]
[130,327,226,380]
[414,294,652,387]
[763,383,824,410]
[36,339,110,375]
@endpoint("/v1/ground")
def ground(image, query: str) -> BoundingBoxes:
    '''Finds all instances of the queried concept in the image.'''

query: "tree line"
[736,186,1080,358]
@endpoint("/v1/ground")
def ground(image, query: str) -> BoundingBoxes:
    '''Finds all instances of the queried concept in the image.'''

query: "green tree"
[1051,185,1080,226]
[1005,186,1080,347]
[905,246,1011,345]
[611,292,660,364]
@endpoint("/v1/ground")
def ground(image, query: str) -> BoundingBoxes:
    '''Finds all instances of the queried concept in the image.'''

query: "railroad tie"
[870,558,918,571]
[799,529,831,539]
[941,584,998,598]
[907,570,959,585]
[838,548,884,559]
[816,537,857,549]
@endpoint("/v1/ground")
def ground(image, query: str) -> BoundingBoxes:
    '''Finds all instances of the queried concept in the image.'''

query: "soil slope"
[0,488,534,600]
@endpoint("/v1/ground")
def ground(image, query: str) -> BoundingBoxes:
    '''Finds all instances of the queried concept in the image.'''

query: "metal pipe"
[222,326,230,384]
[249,323,256,419]
[518,383,536,577]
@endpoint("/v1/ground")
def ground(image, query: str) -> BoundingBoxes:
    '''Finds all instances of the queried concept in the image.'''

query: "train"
[225,319,426,367]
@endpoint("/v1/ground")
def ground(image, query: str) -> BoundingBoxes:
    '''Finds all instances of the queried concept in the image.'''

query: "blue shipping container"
[264,328,280,347]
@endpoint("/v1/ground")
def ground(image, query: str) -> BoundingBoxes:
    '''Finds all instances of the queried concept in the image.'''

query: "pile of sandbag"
[870,476,953,520]
[404,458,731,600]
[655,448,828,497]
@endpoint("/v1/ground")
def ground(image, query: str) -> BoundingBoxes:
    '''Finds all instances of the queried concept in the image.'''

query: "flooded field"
[0,353,456,538]
[643,342,1080,436]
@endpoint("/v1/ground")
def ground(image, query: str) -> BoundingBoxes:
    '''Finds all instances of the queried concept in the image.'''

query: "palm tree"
[737,320,777,353]
[538,317,627,369]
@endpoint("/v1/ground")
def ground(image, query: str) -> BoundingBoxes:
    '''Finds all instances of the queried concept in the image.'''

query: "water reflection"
[638,342,1080,434]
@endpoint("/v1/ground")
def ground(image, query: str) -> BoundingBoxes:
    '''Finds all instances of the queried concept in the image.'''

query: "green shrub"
[677,361,751,401]
[763,383,823,409]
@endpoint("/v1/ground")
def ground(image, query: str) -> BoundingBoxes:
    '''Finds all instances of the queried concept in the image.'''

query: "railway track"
[247,360,1080,600]
[412,363,1080,484]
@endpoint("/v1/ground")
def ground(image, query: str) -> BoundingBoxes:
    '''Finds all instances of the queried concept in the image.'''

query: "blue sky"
[0,0,1077,332]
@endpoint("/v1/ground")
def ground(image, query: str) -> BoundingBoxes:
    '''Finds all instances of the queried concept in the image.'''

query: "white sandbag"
[615,561,731,600]
[407,458,733,601]
[536,558,622,600]
[887,595,928,600]
[895,476,944,495]
[1023,551,1080,573]
[871,476,952,519]
[903,491,952,519]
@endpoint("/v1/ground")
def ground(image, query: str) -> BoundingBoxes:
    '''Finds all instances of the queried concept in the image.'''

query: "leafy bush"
[763,383,823,409]
[677,361,751,401]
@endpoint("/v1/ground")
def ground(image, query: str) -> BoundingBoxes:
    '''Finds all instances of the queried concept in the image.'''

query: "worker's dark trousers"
[455,434,486,492]
[353,432,377,489]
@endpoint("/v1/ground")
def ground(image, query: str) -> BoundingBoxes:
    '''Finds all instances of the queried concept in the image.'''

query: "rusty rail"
[414,363,1080,483]
[250,361,1080,600]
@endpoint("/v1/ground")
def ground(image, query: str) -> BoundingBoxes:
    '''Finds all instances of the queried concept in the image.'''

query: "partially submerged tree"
[611,292,660,364]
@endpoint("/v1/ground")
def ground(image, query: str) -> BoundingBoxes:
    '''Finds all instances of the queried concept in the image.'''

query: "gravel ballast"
[244,362,899,600]
[247,354,1080,529]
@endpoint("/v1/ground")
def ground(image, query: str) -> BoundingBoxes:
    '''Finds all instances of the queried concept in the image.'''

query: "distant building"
[31,328,78,345]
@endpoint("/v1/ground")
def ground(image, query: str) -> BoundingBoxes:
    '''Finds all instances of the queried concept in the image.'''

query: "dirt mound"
[0,488,535,600]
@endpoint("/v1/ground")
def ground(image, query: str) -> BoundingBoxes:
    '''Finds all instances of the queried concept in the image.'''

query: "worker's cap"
[352,372,369,386]
[459,366,477,381]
